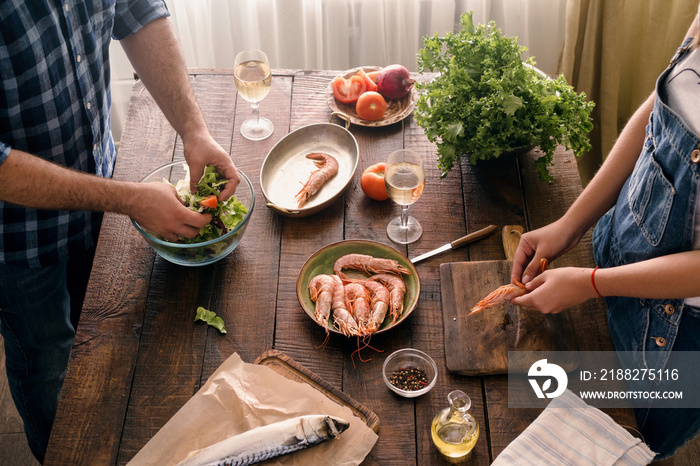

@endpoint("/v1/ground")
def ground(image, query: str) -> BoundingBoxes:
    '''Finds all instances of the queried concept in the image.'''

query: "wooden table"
[45,69,632,465]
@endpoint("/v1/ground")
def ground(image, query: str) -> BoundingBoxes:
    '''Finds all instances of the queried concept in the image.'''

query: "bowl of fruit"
[327,65,418,127]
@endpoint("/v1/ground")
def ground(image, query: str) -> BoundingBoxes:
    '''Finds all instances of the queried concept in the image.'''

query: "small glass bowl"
[382,348,438,398]
[131,161,255,267]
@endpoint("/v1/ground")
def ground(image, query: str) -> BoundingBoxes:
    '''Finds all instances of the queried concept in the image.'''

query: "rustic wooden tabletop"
[45,69,633,465]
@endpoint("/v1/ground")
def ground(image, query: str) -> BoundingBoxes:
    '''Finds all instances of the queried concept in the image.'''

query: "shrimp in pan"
[294,153,339,208]
[333,253,411,279]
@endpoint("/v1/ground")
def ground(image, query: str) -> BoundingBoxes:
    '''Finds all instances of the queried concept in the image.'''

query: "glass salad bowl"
[131,161,255,267]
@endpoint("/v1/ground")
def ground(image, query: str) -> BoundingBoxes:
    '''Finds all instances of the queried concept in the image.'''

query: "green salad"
[416,12,594,181]
[172,165,248,243]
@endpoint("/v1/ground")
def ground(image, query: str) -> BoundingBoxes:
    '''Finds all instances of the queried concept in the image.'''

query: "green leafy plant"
[415,12,594,181]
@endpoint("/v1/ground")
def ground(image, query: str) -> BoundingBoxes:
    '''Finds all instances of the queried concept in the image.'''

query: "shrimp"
[294,153,339,208]
[309,274,335,333]
[333,254,411,279]
[343,279,390,334]
[344,282,371,333]
[361,280,390,334]
[370,273,407,324]
[467,258,549,316]
[467,281,527,316]
[329,275,360,337]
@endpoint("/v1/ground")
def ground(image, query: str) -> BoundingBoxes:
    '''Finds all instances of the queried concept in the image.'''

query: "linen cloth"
[492,390,655,466]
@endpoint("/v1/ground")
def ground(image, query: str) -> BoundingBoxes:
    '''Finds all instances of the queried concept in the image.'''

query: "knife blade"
[410,224,498,264]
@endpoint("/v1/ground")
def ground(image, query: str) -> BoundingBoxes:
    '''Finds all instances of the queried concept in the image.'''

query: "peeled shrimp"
[369,273,407,324]
[333,254,411,279]
[344,282,371,333]
[294,153,339,208]
[309,274,335,333]
[329,275,360,337]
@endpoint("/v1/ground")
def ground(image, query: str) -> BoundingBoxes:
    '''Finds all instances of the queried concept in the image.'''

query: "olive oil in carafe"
[431,390,479,461]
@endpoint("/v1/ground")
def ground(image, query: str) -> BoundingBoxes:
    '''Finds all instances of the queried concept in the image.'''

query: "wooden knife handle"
[502,225,524,261]
[450,224,497,249]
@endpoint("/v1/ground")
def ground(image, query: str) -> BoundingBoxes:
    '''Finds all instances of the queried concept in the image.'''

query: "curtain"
[559,0,699,185]
[110,0,567,144]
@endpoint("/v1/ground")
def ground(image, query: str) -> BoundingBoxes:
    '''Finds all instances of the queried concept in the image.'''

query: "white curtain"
[110,0,567,143]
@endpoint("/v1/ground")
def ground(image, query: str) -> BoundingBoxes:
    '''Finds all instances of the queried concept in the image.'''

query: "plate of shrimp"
[297,240,420,337]
[259,116,359,217]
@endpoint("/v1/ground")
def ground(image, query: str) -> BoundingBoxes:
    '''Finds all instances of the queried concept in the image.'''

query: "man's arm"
[119,17,240,199]
[0,148,210,239]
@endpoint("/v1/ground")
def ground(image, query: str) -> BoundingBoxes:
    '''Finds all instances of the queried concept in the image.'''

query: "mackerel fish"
[176,414,350,466]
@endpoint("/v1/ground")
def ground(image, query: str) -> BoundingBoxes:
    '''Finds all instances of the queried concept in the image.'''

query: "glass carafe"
[431,390,479,461]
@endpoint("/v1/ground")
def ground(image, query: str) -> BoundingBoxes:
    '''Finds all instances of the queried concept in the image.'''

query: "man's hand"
[129,182,211,240]
[183,133,240,201]
[120,18,240,202]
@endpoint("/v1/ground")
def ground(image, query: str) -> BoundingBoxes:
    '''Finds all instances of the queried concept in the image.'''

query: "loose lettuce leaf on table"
[195,306,227,334]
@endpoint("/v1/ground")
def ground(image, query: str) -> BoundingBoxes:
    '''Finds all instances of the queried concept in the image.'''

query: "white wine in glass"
[385,149,425,244]
[234,49,273,140]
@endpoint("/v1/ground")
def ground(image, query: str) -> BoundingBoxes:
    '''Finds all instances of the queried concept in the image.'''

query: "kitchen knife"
[410,224,498,264]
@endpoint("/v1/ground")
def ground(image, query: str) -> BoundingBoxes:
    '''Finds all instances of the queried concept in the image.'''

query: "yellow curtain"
[560,0,699,185]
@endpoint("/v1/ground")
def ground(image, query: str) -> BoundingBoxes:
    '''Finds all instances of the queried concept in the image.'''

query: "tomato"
[332,75,367,103]
[199,195,218,209]
[355,91,387,121]
[357,69,378,92]
[366,70,381,83]
[360,162,389,201]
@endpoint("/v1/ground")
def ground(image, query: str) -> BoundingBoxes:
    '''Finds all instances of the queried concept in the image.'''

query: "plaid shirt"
[0,0,168,267]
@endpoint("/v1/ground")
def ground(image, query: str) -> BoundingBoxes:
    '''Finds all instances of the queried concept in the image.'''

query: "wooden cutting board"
[440,226,577,375]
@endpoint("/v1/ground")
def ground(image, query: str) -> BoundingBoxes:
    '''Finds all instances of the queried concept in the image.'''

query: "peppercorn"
[389,366,429,391]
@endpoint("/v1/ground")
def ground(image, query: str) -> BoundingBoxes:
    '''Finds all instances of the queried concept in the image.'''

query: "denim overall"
[593,38,700,459]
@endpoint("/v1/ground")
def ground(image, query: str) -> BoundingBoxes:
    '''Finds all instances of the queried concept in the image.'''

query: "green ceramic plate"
[297,240,420,336]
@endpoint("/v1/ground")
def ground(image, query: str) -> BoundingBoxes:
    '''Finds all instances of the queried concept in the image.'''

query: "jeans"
[592,39,700,459]
[0,246,96,463]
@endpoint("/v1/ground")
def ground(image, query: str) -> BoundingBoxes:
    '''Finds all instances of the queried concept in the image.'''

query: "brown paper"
[127,352,378,466]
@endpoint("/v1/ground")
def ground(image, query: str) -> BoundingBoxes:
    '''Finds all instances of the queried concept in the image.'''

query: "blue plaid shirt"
[0,0,168,267]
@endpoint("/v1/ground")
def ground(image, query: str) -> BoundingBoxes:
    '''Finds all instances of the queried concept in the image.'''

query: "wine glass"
[234,49,274,140]
[385,149,425,244]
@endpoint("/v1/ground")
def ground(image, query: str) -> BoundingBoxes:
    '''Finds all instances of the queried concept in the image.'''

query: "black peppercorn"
[389,366,429,391]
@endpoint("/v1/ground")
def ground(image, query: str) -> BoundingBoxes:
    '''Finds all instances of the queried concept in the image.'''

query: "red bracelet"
[591,266,603,298]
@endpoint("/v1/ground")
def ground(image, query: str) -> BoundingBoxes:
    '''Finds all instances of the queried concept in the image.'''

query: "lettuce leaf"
[195,306,227,334]
[415,11,594,181]
[173,164,248,243]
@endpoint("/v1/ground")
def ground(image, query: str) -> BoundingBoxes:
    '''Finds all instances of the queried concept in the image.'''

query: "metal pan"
[260,112,359,217]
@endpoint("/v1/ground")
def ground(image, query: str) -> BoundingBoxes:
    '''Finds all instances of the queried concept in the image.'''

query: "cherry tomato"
[355,91,387,121]
[357,69,378,92]
[199,195,218,209]
[332,75,367,103]
[360,162,389,201]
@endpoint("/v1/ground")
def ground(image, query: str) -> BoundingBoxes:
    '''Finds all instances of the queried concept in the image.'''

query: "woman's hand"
[511,267,598,314]
[511,217,584,285]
